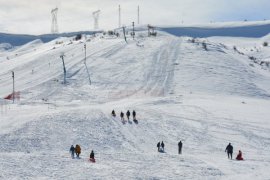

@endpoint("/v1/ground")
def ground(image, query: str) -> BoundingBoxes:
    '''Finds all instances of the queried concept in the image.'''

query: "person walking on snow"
[70,145,75,159]
[132,110,136,120]
[75,144,81,158]
[126,110,131,120]
[112,110,116,117]
[120,112,124,121]
[157,142,161,152]
[225,143,233,159]
[178,141,183,154]
[161,141,165,152]
[89,150,96,163]
[236,150,244,160]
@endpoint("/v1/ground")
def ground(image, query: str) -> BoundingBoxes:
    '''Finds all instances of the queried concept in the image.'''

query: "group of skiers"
[112,109,138,123]
[69,143,243,163]
[157,141,183,154]
[157,141,165,152]
[155,141,243,160]
[69,124,243,162]
[225,143,244,161]
[69,145,96,163]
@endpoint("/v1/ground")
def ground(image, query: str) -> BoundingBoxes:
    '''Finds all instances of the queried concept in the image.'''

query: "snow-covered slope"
[0,27,270,179]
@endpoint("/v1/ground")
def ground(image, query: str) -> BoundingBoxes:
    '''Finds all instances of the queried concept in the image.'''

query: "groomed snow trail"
[1,31,270,179]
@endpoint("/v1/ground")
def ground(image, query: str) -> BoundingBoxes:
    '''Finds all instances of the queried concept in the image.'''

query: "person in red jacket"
[236,150,244,160]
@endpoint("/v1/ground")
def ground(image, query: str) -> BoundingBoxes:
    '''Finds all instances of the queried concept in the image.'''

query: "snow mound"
[0,43,13,51]
[15,39,43,52]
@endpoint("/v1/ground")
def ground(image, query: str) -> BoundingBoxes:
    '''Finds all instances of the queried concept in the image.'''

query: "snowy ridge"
[0,25,270,179]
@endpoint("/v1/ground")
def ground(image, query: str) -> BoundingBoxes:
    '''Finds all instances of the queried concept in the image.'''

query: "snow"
[1,22,270,179]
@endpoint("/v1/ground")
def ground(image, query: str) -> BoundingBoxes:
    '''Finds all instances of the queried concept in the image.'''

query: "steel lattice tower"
[51,8,59,34]
[118,5,121,28]
[93,10,101,30]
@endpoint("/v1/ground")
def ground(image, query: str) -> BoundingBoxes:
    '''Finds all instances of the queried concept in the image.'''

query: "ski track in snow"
[1,31,270,179]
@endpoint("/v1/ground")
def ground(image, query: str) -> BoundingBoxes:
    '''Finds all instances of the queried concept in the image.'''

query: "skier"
[236,150,244,161]
[89,150,96,163]
[112,110,116,117]
[120,112,124,121]
[132,110,136,120]
[225,143,233,159]
[161,141,165,152]
[157,142,161,152]
[126,110,131,120]
[178,141,182,154]
[75,144,81,158]
[70,145,75,159]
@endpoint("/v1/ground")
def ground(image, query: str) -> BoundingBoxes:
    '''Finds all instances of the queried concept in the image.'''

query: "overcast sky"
[0,0,269,35]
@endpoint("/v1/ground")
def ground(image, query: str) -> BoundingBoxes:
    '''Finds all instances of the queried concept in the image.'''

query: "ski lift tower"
[93,10,101,30]
[51,8,59,34]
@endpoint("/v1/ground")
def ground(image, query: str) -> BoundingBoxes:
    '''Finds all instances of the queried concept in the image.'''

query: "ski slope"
[0,25,270,179]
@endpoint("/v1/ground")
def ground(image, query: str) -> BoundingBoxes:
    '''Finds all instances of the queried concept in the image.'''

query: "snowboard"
[89,158,96,163]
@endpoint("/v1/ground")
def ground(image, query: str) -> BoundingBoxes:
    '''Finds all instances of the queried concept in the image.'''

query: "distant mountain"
[158,21,270,38]
[0,31,101,46]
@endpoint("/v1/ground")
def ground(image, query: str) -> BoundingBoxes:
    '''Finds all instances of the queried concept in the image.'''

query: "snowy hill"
[1,23,270,179]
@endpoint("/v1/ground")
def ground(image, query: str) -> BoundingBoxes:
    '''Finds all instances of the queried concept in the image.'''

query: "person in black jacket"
[225,143,233,159]
[126,110,131,120]
[178,141,182,154]
[132,110,136,120]
[90,150,94,159]
[89,150,95,163]
[112,110,116,117]
[70,145,75,159]
[120,112,124,121]
[161,141,165,151]
[157,142,161,152]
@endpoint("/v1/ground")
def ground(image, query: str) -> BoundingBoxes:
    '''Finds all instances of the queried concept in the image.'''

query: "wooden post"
[12,71,14,103]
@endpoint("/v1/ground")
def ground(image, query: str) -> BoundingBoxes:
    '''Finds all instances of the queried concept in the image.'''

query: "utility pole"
[84,44,91,85]
[60,54,67,84]
[122,26,127,43]
[84,44,86,61]
[12,71,14,103]
[132,22,135,40]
